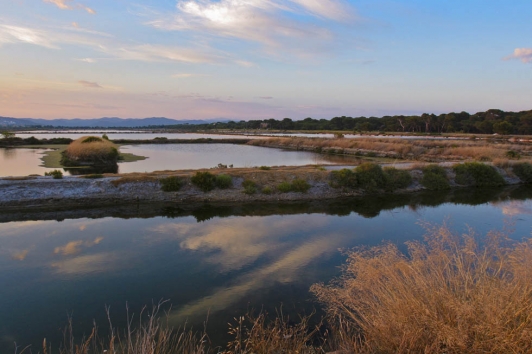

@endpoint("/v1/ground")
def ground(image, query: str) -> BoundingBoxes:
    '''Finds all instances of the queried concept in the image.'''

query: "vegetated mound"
[61,136,119,167]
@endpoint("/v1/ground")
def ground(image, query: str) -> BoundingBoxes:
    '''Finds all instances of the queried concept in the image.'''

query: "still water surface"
[0,144,359,177]
[1,187,532,351]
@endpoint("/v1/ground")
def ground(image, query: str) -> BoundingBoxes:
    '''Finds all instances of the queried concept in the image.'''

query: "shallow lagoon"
[1,186,532,351]
[0,144,359,177]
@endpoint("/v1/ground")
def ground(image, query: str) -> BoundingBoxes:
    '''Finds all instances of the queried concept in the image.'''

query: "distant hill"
[0,117,228,128]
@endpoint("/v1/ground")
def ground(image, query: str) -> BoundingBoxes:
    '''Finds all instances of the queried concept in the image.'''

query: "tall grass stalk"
[312,223,532,353]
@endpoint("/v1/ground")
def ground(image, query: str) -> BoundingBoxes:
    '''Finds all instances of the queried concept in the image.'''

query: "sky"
[0,0,531,120]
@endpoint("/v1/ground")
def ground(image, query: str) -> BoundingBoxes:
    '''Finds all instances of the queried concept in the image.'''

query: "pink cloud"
[504,48,532,63]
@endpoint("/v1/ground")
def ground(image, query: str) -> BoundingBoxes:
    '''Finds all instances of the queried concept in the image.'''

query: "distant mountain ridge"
[0,117,229,128]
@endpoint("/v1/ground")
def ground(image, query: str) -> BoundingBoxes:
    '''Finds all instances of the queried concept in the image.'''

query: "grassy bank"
[248,136,532,163]
[29,223,532,354]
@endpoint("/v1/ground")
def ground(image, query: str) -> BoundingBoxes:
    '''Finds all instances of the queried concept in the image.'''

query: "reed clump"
[61,136,119,166]
[312,223,532,354]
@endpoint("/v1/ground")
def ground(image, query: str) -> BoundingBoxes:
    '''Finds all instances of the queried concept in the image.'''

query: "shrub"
[277,181,293,193]
[242,179,257,194]
[261,186,272,194]
[191,171,216,192]
[44,170,63,179]
[383,167,412,191]
[61,136,120,166]
[215,174,233,189]
[421,164,450,190]
[291,178,311,193]
[102,134,109,140]
[259,166,271,170]
[453,162,505,187]
[506,150,521,159]
[512,162,532,183]
[329,169,357,189]
[160,176,183,192]
[312,223,532,353]
[356,163,386,191]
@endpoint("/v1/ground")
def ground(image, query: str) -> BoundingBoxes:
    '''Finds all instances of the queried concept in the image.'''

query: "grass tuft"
[312,223,532,354]
[44,170,63,179]
[512,162,532,183]
[242,179,257,194]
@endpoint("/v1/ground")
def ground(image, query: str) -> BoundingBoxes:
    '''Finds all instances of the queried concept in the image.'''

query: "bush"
[191,171,216,192]
[242,179,257,194]
[61,136,120,166]
[506,150,521,159]
[453,162,505,187]
[356,163,386,191]
[259,166,271,170]
[160,176,183,192]
[291,178,311,193]
[512,162,532,183]
[421,164,450,190]
[44,170,63,179]
[215,174,233,189]
[102,134,109,141]
[329,169,357,189]
[383,167,412,191]
[261,186,273,194]
[277,181,293,193]
[312,223,532,353]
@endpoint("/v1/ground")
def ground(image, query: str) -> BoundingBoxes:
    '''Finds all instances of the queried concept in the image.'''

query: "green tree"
[1,131,15,139]
[493,121,513,135]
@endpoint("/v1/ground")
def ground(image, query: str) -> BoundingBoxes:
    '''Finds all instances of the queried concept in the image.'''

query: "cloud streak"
[148,0,357,57]
[43,0,96,14]
[505,48,532,63]
[78,80,102,88]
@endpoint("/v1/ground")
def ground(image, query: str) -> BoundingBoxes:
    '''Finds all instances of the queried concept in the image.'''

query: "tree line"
[167,109,532,134]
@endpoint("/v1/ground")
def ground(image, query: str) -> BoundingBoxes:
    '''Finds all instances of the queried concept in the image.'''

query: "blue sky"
[0,0,530,120]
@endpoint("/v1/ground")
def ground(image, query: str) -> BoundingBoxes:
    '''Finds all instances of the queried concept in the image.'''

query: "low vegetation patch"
[356,162,387,192]
[215,174,233,189]
[261,186,272,194]
[329,168,357,189]
[191,171,217,192]
[242,179,257,194]
[421,164,450,190]
[44,170,63,179]
[383,167,412,191]
[61,136,119,167]
[276,178,311,193]
[512,162,532,183]
[160,176,183,192]
[312,223,532,353]
[259,166,271,170]
[453,161,505,187]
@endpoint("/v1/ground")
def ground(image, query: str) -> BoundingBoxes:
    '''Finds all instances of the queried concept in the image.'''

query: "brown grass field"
[249,137,532,162]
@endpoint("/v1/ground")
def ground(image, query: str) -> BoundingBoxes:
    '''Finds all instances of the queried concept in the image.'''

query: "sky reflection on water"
[1,188,532,351]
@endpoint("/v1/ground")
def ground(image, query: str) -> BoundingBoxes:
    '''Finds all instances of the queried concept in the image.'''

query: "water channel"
[1,186,532,352]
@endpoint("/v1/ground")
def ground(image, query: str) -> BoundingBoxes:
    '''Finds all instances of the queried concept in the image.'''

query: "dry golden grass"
[37,301,208,354]
[250,137,532,162]
[63,136,119,164]
[223,312,323,354]
[312,223,532,354]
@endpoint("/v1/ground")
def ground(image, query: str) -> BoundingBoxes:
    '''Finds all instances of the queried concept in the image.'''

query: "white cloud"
[0,25,56,48]
[505,48,532,63]
[115,44,220,63]
[148,0,357,57]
